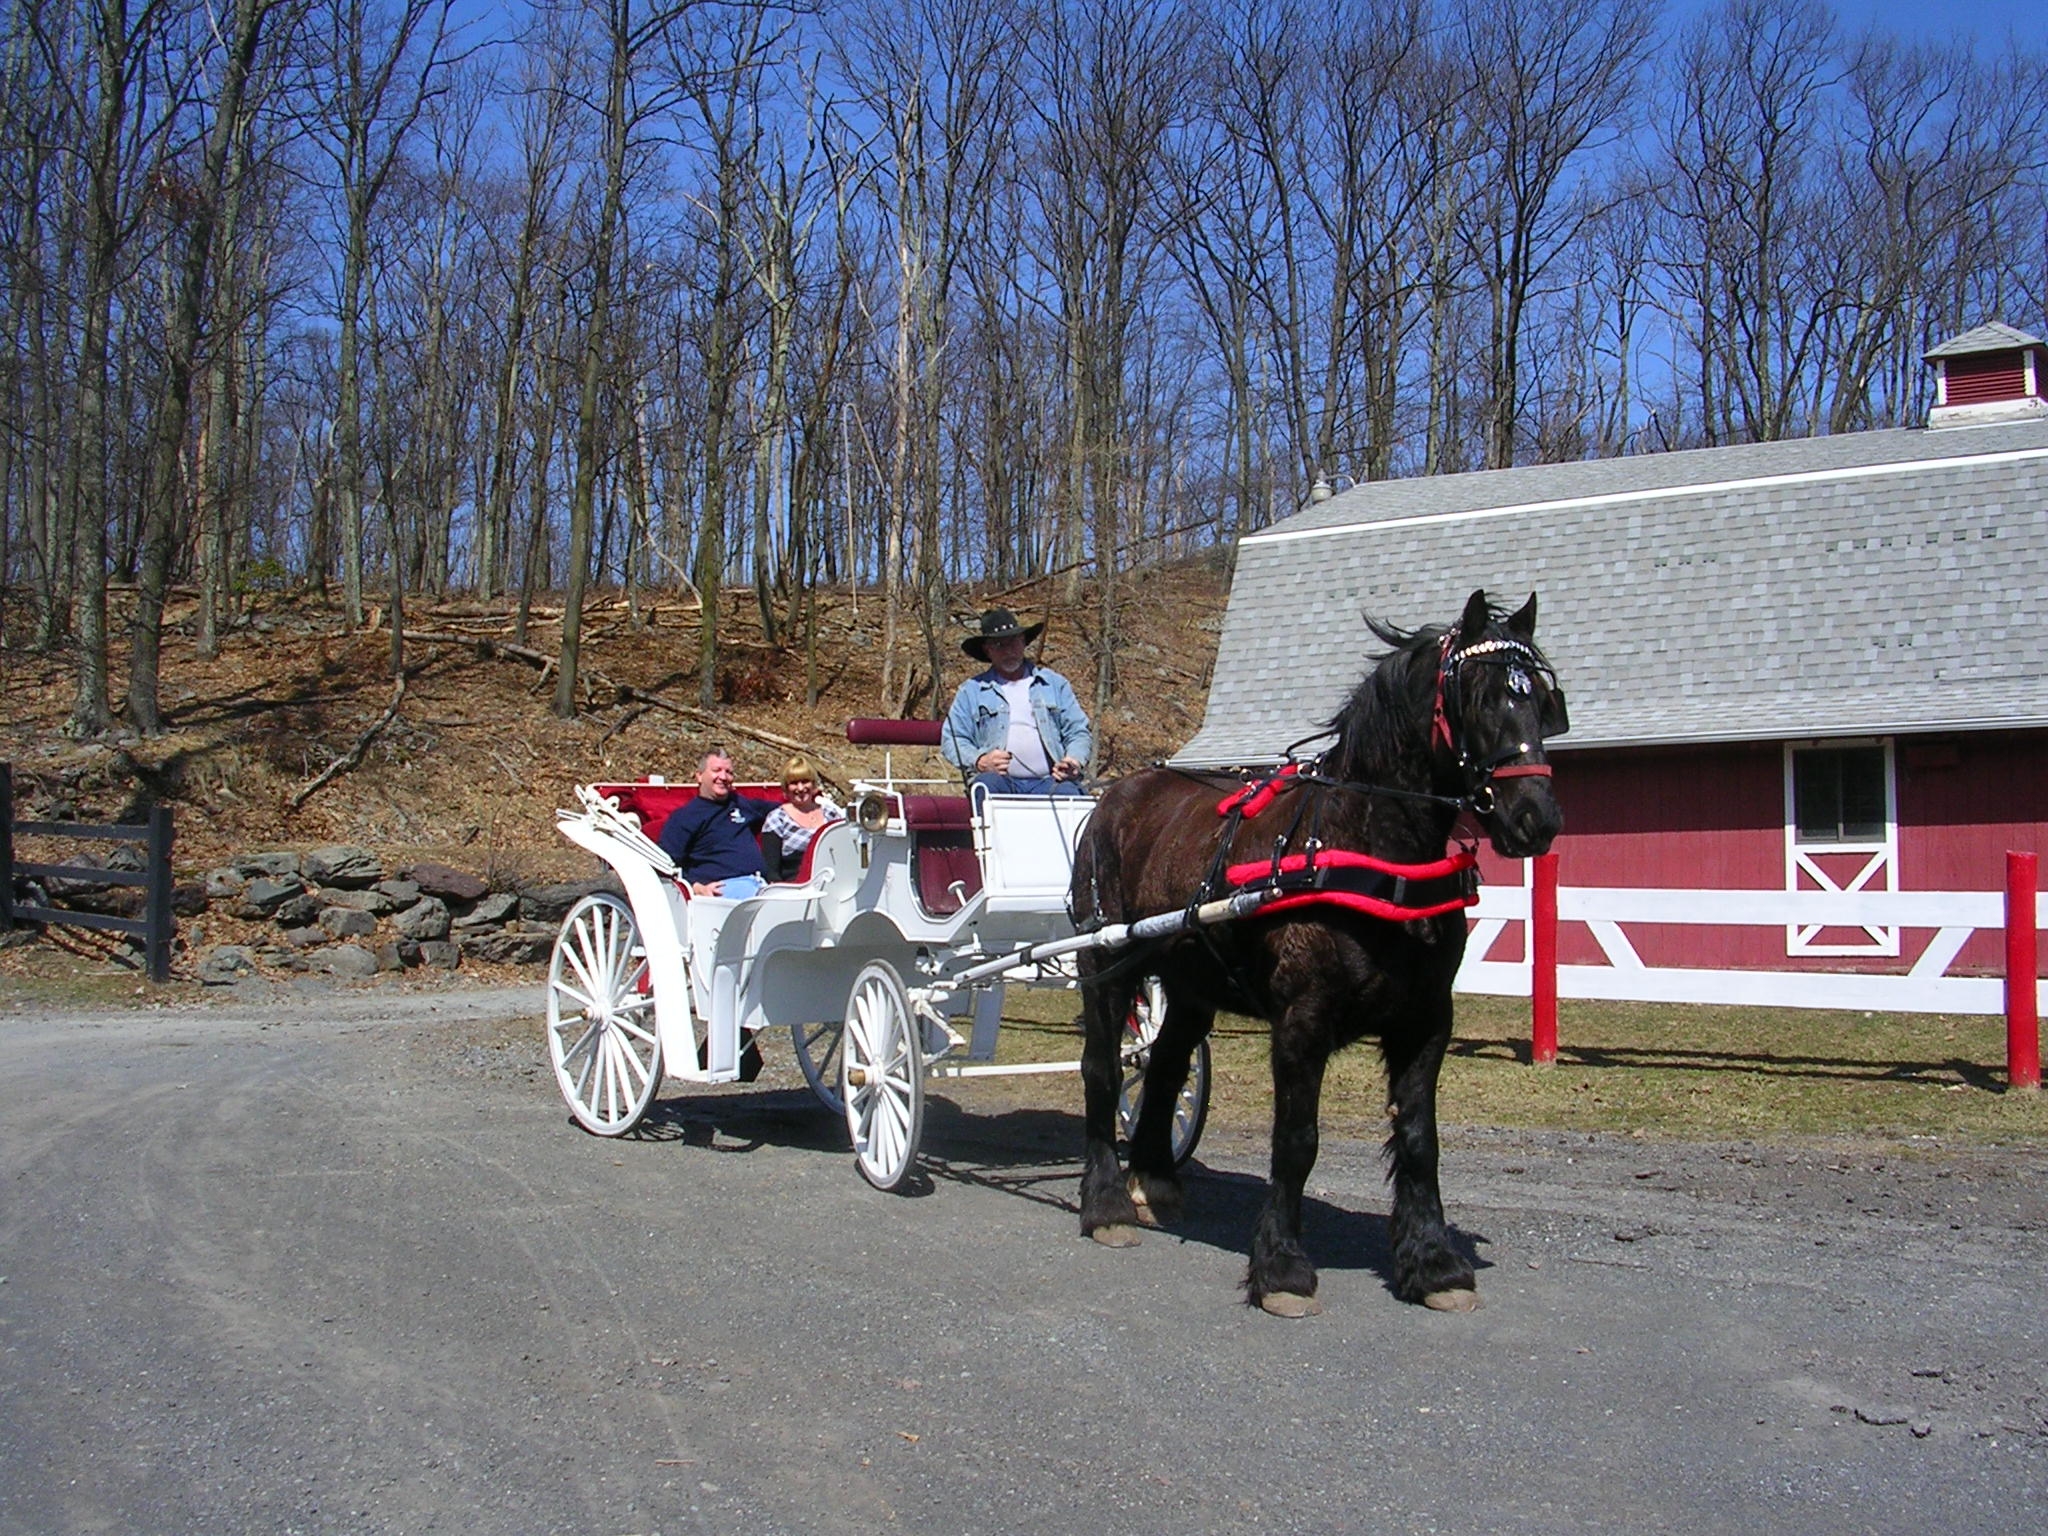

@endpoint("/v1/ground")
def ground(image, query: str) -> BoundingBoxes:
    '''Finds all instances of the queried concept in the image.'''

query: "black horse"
[1069,590,1567,1314]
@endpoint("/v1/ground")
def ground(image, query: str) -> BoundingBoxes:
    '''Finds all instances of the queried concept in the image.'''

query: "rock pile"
[11,842,619,985]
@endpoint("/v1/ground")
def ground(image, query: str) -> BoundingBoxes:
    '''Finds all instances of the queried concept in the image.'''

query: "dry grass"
[985,988,2048,1148]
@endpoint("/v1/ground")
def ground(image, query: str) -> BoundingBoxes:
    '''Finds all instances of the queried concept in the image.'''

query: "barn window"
[1784,740,1898,958]
[1792,745,1889,843]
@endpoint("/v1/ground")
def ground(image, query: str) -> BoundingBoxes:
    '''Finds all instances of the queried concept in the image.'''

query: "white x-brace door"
[1783,739,1899,957]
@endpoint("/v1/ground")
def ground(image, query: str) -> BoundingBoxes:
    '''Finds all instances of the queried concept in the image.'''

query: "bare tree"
[1026,0,1187,711]
[1456,0,1655,468]
[125,0,277,731]
[478,18,579,601]
[554,0,679,717]
[833,0,1021,713]
[1823,33,2048,431]
[308,0,455,634]
[58,0,191,734]
[669,2,787,710]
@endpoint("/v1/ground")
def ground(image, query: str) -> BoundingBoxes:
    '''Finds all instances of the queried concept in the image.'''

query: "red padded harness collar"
[1209,764,1478,921]
[1221,847,1479,922]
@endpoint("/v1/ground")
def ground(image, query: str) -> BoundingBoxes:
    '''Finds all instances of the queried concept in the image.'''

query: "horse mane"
[1321,614,1448,786]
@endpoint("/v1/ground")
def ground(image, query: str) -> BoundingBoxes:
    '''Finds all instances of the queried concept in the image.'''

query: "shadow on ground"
[599,1083,1485,1301]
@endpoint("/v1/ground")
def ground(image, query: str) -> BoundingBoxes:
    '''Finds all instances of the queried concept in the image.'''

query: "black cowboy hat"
[962,607,1045,661]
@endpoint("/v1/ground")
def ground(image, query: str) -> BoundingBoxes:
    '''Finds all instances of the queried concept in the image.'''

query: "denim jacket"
[941,664,1093,773]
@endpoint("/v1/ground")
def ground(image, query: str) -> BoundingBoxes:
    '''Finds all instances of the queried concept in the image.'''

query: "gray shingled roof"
[1172,419,2048,767]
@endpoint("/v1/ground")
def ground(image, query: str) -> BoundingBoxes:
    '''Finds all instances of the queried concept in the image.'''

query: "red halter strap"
[1430,632,1456,752]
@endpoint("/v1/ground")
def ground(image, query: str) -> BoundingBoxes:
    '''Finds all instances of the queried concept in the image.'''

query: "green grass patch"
[988,988,2048,1148]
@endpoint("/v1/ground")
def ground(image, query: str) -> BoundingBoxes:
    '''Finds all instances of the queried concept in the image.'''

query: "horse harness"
[1201,762,1479,925]
[1194,621,1568,923]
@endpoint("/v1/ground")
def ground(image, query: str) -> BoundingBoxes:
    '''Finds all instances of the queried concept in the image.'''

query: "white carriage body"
[546,721,1212,1187]
[555,778,1095,1085]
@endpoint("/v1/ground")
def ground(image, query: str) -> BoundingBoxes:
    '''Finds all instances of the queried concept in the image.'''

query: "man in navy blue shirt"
[656,747,773,899]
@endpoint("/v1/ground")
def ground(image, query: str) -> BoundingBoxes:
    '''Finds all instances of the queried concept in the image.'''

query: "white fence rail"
[1457,883,2043,1015]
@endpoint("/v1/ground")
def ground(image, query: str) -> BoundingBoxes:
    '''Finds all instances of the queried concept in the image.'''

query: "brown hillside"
[1,562,1231,978]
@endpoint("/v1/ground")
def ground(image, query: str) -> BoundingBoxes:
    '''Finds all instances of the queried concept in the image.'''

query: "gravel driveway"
[1,981,2043,1534]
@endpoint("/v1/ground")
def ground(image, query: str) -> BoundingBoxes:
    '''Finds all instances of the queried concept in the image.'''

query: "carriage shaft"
[944,890,1273,988]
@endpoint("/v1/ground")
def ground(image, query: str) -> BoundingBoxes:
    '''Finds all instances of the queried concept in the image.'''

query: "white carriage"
[545,718,1212,1189]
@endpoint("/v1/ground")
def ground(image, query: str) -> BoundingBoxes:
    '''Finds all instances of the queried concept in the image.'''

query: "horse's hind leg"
[1076,964,1143,1245]
[1383,1001,1479,1310]
[1245,1013,1328,1317]
[1124,991,1212,1226]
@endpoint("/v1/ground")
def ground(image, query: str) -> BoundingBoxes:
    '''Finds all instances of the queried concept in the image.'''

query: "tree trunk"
[65,0,139,738]
[127,0,269,730]
[555,9,633,720]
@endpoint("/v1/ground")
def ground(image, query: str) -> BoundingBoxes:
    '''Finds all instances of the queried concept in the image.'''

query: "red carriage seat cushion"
[899,794,971,830]
[790,835,823,884]
[846,717,943,747]
[844,718,977,911]
[913,831,980,916]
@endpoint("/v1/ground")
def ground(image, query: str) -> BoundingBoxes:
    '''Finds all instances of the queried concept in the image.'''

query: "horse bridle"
[1430,628,1569,816]
[1241,624,1568,828]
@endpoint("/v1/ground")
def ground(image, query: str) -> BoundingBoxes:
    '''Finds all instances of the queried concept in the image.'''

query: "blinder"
[1445,636,1570,743]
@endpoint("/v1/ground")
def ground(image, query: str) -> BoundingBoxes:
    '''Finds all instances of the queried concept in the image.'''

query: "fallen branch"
[597,702,651,747]
[402,630,826,760]
[620,685,819,758]
[288,675,407,811]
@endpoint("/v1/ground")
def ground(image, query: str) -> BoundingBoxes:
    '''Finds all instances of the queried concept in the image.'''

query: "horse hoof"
[1422,1287,1482,1312]
[1258,1291,1323,1318]
[1089,1223,1143,1248]
[1125,1178,1161,1227]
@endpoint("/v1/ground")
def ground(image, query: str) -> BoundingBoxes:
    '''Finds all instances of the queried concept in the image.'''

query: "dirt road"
[1,982,2043,1534]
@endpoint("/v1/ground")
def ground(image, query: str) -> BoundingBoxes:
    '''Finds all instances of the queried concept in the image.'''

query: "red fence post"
[1531,852,1559,1065]
[2006,851,2040,1092]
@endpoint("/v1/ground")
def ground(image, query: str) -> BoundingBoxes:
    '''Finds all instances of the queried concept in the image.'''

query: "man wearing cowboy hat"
[941,608,1092,796]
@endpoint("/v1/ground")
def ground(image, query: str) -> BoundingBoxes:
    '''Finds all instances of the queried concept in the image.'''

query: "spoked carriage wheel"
[1119,976,1210,1167]
[791,1019,846,1115]
[840,960,924,1191]
[547,893,664,1137]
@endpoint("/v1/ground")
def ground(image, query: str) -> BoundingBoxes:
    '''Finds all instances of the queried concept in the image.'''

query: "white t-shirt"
[999,674,1050,776]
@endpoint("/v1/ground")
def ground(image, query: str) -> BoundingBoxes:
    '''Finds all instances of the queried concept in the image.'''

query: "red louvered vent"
[1944,350,2029,405]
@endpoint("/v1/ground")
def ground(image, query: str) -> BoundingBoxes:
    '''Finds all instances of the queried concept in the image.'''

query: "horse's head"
[1433,589,1567,859]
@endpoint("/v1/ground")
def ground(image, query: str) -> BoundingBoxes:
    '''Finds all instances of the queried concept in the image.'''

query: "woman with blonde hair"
[761,755,844,879]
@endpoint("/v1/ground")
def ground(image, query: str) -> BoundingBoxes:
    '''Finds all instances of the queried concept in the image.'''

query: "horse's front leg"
[1246,1015,1327,1317]
[1076,969,1143,1246]
[1382,1002,1479,1310]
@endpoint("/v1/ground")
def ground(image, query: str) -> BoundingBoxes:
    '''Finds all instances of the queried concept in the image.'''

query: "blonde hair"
[782,755,817,789]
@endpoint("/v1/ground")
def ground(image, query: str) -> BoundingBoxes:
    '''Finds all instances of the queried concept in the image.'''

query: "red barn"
[1174,323,2048,1012]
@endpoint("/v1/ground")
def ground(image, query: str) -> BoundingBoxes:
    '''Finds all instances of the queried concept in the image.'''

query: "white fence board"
[1459,881,2037,1016]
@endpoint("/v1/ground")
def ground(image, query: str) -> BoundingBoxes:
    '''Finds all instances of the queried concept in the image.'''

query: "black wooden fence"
[0,762,177,982]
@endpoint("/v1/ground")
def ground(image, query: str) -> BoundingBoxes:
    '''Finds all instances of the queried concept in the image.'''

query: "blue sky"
[1783,0,2043,46]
